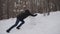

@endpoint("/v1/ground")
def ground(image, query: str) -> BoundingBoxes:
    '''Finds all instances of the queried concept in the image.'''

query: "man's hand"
[33,14,37,17]
[34,14,37,16]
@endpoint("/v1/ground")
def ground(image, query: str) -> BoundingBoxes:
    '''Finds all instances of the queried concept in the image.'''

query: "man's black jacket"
[17,10,37,20]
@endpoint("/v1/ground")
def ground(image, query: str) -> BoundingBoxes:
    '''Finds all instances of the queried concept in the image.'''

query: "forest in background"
[0,0,60,20]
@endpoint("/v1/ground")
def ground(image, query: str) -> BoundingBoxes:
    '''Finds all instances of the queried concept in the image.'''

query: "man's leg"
[16,20,25,29]
[6,19,20,33]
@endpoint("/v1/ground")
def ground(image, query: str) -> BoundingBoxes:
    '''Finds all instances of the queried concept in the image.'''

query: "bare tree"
[0,0,3,20]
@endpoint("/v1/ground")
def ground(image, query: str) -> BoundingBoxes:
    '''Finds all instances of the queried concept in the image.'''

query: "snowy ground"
[0,11,60,34]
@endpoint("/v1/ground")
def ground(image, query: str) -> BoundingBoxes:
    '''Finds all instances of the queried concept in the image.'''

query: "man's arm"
[30,13,37,17]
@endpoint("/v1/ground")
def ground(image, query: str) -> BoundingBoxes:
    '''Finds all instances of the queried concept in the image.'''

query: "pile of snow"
[0,11,60,34]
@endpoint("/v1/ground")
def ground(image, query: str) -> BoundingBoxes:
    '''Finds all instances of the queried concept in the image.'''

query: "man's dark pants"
[6,18,25,33]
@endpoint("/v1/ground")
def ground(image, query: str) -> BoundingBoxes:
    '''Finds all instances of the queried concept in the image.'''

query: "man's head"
[25,9,30,13]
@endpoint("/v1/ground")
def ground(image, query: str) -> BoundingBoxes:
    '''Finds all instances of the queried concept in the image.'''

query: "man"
[6,9,37,33]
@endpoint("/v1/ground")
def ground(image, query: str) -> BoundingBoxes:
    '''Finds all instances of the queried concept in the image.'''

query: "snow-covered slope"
[0,11,60,34]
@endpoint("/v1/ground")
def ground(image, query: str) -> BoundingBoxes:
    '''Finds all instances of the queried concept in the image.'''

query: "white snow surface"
[0,11,60,34]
